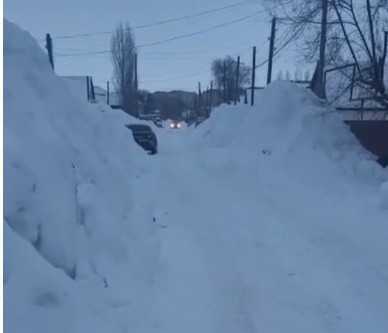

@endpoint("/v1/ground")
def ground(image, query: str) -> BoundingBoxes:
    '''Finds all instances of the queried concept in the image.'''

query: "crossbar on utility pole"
[251,46,256,106]
[267,18,276,84]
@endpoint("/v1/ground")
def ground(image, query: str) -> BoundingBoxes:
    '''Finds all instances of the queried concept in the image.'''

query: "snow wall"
[4,20,159,333]
[195,81,387,192]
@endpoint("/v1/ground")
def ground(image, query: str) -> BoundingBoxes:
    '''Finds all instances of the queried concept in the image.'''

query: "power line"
[141,69,211,83]
[55,41,254,57]
[137,10,264,48]
[52,0,258,40]
[255,23,303,70]
[55,11,265,57]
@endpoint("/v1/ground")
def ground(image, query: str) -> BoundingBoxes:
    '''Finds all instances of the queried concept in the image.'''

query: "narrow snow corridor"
[134,129,388,333]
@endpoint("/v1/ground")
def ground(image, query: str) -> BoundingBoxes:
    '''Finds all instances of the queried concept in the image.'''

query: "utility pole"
[235,56,240,105]
[206,86,209,115]
[223,60,227,103]
[90,77,95,100]
[267,18,276,84]
[209,80,213,116]
[86,76,90,101]
[313,0,328,99]
[134,53,139,116]
[198,82,202,116]
[45,33,54,70]
[107,81,110,105]
[251,46,256,106]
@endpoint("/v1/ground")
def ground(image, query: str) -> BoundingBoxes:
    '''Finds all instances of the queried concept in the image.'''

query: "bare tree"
[262,0,388,107]
[211,55,251,104]
[111,22,137,115]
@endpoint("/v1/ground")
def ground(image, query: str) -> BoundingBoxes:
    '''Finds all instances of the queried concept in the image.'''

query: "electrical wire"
[51,0,258,40]
[55,11,264,57]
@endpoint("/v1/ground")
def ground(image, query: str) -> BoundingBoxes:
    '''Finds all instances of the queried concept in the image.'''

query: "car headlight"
[170,123,174,128]
[177,123,181,128]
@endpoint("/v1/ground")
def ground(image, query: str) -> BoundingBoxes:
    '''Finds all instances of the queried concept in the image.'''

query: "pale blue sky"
[5,0,309,92]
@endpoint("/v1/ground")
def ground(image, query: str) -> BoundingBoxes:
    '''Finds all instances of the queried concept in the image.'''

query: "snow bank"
[4,20,159,333]
[196,81,387,191]
[61,76,90,102]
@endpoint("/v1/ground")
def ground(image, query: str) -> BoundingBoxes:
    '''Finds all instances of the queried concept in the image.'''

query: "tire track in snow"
[140,131,257,333]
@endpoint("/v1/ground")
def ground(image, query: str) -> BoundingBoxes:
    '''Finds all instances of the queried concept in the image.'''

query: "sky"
[5,0,312,92]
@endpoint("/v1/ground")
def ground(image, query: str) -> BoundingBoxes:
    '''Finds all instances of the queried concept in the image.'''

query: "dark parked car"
[126,124,157,154]
[153,117,163,128]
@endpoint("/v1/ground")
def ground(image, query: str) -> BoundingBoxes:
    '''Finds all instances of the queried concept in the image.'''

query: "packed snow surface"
[4,20,388,333]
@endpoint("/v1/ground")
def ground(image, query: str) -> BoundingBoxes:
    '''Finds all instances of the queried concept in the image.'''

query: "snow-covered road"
[135,129,388,333]
[6,20,388,333]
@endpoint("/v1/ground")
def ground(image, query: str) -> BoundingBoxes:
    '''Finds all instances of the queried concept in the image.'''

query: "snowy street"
[134,129,388,333]
[4,20,388,333]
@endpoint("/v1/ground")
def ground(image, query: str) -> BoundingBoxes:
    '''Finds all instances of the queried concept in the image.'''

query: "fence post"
[361,99,364,120]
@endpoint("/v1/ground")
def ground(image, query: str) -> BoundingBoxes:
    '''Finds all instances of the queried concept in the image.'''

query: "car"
[170,121,181,129]
[153,117,163,128]
[126,124,157,154]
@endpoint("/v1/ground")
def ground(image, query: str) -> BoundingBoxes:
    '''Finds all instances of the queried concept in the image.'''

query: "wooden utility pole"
[206,86,209,115]
[235,56,240,105]
[107,81,110,105]
[313,0,328,99]
[45,33,54,70]
[90,77,95,100]
[209,80,213,116]
[134,53,139,116]
[86,76,90,101]
[251,46,256,106]
[223,60,227,103]
[198,82,202,116]
[267,18,276,84]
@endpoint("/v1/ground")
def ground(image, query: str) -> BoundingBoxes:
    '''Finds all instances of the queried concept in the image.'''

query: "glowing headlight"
[177,123,181,128]
[170,123,174,128]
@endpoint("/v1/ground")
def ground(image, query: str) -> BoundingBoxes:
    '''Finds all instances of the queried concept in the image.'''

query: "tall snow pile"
[190,81,388,332]
[196,81,387,191]
[4,20,159,333]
